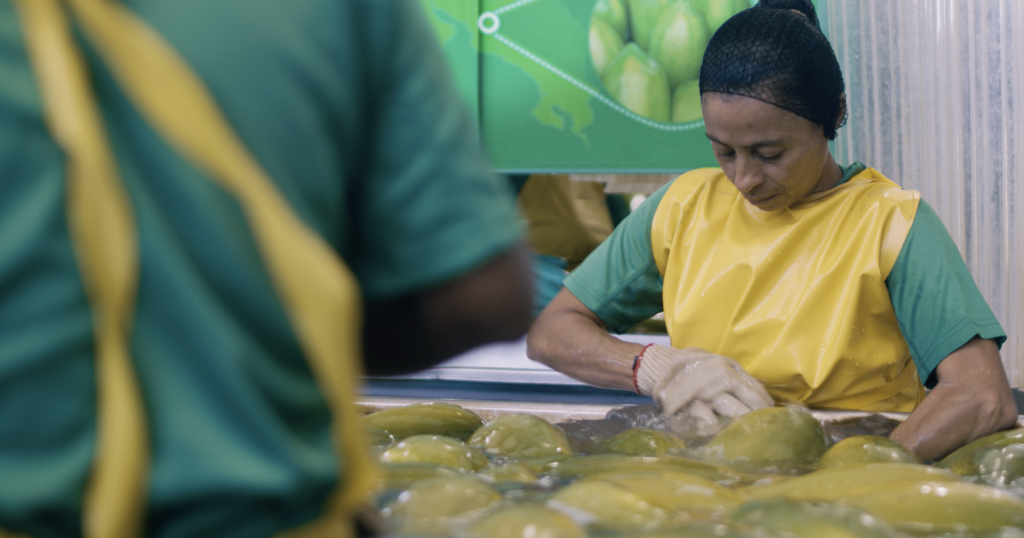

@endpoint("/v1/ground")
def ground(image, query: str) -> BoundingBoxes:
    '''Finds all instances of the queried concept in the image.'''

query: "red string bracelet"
[632,343,655,394]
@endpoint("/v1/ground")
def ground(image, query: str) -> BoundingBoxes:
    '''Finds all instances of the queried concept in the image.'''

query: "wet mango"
[382,475,501,536]
[633,522,774,538]
[467,504,585,538]
[376,462,459,491]
[590,18,626,78]
[835,480,1024,533]
[592,0,630,42]
[649,1,710,88]
[741,462,963,500]
[702,406,830,467]
[548,454,743,483]
[816,435,921,468]
[603,44,671,122]
[477,462,538,484]
[359,402,484,441]
[606,428,686,455]
[730,498,904,538]
[380,434,488,472]
[690,0,750,35]
[627,0,679,52]
[364,427,396,456]
[936,428,1024,469]
[468,414,573,459]
[671,79,702,123]
[948,442,1024,490]
[586,470,745,519]
[521,454,574,473]
[547,480,673,532]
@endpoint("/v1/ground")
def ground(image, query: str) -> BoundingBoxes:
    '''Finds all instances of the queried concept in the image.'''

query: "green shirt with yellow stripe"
[0,1,522,536]
[566,163,1006,390]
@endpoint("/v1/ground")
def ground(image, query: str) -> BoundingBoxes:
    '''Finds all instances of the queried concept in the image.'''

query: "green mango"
[948,442,1024,489]
[702,406,830,466]
[547,480,674,532]
[379,434,489,471]
[936,428,1024,469]
[730,498,905,538]
[376,462,459,491]
[548,454,743,483]
[364,427,396,446]
[359,402,484,441]
[521,454,574,473]
[649,1,710,88]
[603,43,671,122]
[364,427,396,456]
[634,522,777,538]
[627,0,680,52]
[468,414,573,459]
[467,504,585,538]
[817,435,921,468]
[382,475,501,536]
[590,18,626,78]
[671,79,702,123]
[690,0,751,34]
[586,470,744,519]
[477,462,537,484]
[606,428,686,455]
[741,462,964,500]
[835,481,1024,533]
[977,530,1024,538]
[593,0,630,42]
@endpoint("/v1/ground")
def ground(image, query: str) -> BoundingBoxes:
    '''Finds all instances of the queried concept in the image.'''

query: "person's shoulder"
[844,166,920,208]
[662,168,730,199]
[676,167,727,185]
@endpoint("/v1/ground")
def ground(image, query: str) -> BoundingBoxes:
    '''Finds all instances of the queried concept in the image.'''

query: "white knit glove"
[634,345,775,431]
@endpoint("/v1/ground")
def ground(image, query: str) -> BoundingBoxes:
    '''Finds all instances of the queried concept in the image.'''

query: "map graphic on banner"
[420,0,829,173]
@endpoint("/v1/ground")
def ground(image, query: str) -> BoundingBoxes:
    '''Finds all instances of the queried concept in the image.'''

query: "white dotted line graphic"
[493,0,542,15]
[490,32,701,132]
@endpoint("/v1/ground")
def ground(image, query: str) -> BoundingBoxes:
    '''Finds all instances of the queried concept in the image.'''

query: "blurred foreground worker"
[528,0,1017,462]
[0,1,531,537]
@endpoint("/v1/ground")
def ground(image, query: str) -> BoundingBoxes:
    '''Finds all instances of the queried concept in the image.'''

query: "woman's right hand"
[635,345,775,432]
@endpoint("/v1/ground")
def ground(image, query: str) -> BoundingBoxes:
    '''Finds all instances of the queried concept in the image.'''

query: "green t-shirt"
[0,1,521,537]
[565,163,1005,390]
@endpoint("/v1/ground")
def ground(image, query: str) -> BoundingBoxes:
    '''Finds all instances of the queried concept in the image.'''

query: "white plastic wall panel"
[829,0,1024,387]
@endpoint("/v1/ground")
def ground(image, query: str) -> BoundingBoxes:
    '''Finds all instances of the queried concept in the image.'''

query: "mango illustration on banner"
[593,0,750,123]
[427,0,754,142]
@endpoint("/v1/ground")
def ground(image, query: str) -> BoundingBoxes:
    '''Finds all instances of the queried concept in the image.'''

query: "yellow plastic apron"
[651,168,927,412]
[11,1,376,537]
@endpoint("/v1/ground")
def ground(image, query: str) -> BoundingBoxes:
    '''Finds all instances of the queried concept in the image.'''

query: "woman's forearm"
[526,288,643,391]
[890,338,1018,462]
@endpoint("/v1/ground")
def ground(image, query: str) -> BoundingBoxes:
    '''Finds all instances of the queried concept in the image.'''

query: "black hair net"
[757,0,820,30]
[698,0,846,139]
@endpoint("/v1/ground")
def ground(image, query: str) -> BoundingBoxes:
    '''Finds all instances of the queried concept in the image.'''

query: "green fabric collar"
[835,161,867,187]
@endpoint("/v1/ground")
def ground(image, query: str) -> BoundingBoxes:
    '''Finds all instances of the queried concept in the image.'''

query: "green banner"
[422,0,828,173]
[420,0,481,122]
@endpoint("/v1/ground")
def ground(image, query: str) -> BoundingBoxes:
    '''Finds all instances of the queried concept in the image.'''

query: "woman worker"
[527,0,1018,462]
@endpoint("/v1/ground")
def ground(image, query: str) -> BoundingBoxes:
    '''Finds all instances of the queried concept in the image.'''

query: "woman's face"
[702,92,836,211]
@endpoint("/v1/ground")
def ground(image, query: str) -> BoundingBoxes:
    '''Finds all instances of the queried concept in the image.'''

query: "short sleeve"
[886,200,1007,388]
[351,0,523,300]
[563,182,671,333]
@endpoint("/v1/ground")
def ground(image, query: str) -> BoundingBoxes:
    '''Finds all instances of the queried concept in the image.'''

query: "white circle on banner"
[478,12,500,35]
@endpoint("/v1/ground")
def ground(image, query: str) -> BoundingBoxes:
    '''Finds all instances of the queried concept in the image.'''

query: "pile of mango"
[361,402,1024,537]
[590,0,751,123]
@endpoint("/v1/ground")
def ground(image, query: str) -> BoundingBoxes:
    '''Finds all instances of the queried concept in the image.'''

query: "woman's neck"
[812,155,844,194]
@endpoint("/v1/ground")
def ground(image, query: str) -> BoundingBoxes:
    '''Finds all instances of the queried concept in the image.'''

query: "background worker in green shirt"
[0,0,531,537]
[528,0,1017,462]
